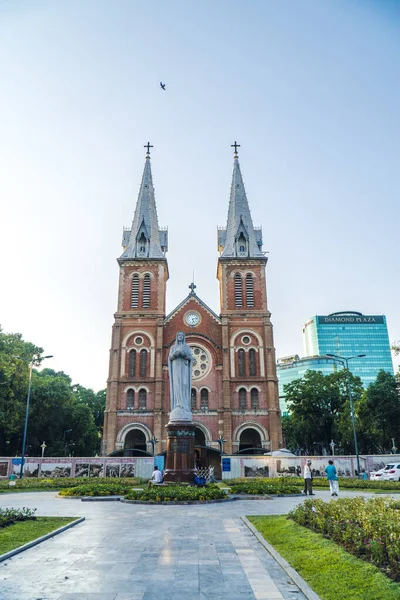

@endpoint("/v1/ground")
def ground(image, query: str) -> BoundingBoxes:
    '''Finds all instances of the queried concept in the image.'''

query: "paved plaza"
[0,490,371,600]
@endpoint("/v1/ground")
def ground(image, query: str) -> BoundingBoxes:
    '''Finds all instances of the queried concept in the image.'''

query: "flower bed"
[59,483,135,497]
[289,496,400,580]
[125,484,227,503]
[0,507,37,528]
[0,477,145,492]
[228,479,300,495]
[225,477,400,491]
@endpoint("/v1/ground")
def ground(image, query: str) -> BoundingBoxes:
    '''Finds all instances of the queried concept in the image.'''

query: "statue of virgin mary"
[168,331,193,422]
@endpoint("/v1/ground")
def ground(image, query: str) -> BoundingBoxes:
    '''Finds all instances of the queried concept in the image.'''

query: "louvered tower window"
[246,274,254,307]
[131,274,139,308]
[251,388,259,410]
[127,389,134,409]
[129,350,136,377]
[239,388,247,410]
[139,349,147,377]
[200,389,209,410]
[142,274,151,308]
[249,349,257,376]
[238,349,246,377]
[191,388,197,410]
[138,388,147,409]
[234,273,243,307]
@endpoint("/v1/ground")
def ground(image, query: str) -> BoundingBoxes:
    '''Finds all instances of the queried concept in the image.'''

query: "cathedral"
[102,144,283,465]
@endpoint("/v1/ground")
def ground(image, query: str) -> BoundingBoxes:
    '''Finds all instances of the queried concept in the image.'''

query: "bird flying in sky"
[160,82,166,90]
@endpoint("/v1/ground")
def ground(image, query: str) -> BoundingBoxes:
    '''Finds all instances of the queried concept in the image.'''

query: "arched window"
[200,389,209,410]
[142,274,151,308]
[246,274,254,308]
[234,273,243,307]
[238,348,246,377]
[251,388,259,410]
[191,388,197,410]
[239,388,247,410]
[127,389,134,409]
[139,349,147,377]
[131,274,139,308]
[138,388,147,409]
[129,350,136,377]
[249,349,257,376]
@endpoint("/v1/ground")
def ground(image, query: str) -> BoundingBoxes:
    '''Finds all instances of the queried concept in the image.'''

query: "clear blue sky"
[1,0,399,390]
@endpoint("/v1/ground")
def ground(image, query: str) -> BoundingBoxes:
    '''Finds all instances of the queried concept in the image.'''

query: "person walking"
[303,459,314,495]
[325,459,339,496]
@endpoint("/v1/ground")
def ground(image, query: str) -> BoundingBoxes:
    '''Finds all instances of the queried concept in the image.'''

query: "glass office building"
[303,311,394,389]
[277,355,341,416]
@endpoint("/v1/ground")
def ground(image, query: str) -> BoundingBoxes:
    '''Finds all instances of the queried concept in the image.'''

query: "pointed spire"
[120,145,168,260]
[218,145,263,258]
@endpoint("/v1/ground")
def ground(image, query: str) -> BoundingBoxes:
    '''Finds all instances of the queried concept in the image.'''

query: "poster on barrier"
[40,462,72,478]
[12,461,39,477]
[105,463,121,477]
[0,461,9,477]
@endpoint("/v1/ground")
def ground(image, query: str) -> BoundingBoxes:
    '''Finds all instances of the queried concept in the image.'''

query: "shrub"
[0,477,146,492]
[125,484,226,502]
[224,477,400,491]
[59,483,135,496]
[289,496,400,580]
[0,507,37,528]
[228,479,299,495]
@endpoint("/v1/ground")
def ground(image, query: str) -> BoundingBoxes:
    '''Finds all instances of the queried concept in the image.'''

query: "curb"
[241,516,321,600]
[121,497,237,505]
[0,517,85,563]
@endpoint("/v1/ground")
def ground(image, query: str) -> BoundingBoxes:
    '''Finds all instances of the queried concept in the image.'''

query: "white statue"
[168,331,193,422]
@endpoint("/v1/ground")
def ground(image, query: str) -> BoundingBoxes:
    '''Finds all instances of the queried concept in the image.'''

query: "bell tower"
[102,144,169,455]
[217,143,282,452]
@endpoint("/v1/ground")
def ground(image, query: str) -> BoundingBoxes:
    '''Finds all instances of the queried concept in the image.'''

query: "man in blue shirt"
[325,460,339,496]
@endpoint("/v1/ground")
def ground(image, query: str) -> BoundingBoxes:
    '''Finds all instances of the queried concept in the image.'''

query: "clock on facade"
[185,312,200,326]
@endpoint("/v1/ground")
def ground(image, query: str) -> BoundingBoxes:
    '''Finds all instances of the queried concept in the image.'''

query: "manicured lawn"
[0,517,76,555]
[248,515,400,600]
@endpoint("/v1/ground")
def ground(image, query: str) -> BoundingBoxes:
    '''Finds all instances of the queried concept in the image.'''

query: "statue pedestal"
[163,421,195,483]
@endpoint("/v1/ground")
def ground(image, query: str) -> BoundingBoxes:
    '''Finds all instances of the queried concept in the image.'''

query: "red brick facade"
[102,156,283,457]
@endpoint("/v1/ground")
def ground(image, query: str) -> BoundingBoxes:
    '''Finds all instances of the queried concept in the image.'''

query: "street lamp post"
[14,354,53,478]
[217,436,226,456]
[41,442,47,458]
[149,436,158,456]
[326,353,366,476]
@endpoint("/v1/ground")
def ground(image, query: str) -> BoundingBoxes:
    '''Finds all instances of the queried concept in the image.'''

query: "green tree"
[72,384,106,435]
[357,371,400,453]
[283,369,363,454]
[0,327,43,455]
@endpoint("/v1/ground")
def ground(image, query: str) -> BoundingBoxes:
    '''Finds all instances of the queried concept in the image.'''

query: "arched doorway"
[195,427,206,446]
[124,429,147,452]
[239,428,262,452]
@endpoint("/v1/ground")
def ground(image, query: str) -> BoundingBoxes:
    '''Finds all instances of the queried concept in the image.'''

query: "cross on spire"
[144,142,153,156]
[189,282,197,294]
[231,141,240,156]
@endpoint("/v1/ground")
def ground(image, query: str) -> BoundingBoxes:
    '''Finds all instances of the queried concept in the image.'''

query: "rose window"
[189,345,211,380]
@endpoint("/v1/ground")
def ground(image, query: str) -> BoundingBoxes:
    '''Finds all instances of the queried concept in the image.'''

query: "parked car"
[370,468,385,481]
[382,463,400,482]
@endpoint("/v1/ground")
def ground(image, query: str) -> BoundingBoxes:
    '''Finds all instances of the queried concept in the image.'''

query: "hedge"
[125,484,226,502]
[289,496,400,580]
[59,482,137,497]
[224,477,400,491]
[228,479,300,495]
[0,477,146,491]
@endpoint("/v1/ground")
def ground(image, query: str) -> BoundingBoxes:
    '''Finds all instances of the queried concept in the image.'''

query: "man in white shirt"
[148,465,163,488]
[303,459,315,495]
